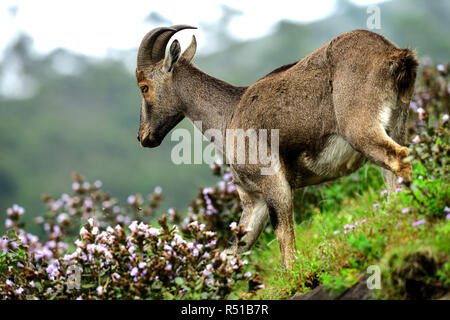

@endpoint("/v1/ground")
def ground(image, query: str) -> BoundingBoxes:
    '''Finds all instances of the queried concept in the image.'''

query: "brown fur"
[135,27,418,268]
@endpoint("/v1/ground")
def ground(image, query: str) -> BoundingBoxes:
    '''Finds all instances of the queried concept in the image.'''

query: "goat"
[135,25,418,268]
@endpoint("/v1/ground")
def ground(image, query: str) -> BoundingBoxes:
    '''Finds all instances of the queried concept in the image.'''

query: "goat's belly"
[295,134,366,187]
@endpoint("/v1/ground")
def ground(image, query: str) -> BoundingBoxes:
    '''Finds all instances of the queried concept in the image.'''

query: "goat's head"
[136,25,197,148]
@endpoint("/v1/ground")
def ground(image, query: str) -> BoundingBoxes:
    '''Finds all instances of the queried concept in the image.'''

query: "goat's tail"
[389,48,419,103]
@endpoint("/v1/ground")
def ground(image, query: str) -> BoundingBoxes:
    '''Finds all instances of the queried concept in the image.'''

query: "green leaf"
[174,277,184,286]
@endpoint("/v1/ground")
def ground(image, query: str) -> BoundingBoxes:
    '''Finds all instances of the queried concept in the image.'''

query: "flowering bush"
[406,62,449,221]
[0,174,251,300]
[179,160,243,247]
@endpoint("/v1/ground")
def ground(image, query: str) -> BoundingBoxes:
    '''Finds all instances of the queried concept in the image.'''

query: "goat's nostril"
[137,135,140,142]
[142,136,150,146]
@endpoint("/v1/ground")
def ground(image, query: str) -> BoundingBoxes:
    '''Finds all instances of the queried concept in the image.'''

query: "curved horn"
[137,25,197,69]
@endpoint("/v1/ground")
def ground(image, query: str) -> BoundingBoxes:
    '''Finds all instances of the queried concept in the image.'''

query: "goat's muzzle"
[140,134,161,148]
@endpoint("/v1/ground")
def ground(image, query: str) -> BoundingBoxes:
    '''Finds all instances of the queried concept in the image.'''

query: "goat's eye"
[140,85,149,93]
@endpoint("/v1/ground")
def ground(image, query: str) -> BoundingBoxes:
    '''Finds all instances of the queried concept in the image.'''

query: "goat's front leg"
[380,102,410,193]
[225,186,269,256]
[261,171,297,269]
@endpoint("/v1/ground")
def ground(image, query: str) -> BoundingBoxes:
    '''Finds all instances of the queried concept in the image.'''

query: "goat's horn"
[137,25,197,69]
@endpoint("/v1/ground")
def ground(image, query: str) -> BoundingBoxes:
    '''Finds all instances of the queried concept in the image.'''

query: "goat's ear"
[181,35,197,63]
[163,40,181,73]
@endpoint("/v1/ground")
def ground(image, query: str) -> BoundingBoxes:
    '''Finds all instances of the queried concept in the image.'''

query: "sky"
[0,0,387,58]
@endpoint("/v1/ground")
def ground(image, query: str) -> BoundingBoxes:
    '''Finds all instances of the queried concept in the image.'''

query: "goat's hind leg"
[225,186,269,256]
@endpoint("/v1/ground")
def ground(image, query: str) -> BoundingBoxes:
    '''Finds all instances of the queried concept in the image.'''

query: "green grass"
[237,165,449,300]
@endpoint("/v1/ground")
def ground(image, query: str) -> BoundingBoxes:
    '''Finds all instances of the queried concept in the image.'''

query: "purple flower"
[446,213,450,220]
[200,252,209,260]
[154,186,162,194]
[380,189,388,196]
[437,64,445,72]
[223,173,233,182]
[84,198,93,209]
[94,180,102,188]
[130,267,138,277]
[203,269,212,277]
[244,272,252,278]
[333,230,340,235]
[445,206,450,213]
[202,187,213,195]
[401,208,410,214]
[127,195,136,205]
[412,135,420,144]
[128,221,138,233]
[373,203,380,208]
[72,182,80,191]
[206,239,217,247]
[395,187,403,193]
[412,219,426,227]
[5,219,13,228]
[148,227,160,236]
[443,114,449,122]
[96,286,103,296]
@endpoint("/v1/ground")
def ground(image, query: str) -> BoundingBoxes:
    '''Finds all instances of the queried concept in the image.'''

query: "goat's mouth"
[140,134,161,148]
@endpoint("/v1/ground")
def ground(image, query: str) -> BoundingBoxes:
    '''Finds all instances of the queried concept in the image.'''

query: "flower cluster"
[179,160,243,247]
[0,176,250,300]
[332,218,367,237]
[407,62,449,179]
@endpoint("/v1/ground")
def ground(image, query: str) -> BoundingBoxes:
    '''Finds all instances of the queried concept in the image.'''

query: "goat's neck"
[174,61,246,141]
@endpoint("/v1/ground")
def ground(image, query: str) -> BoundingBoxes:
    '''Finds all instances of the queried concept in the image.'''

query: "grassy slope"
[236,164,449,300]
